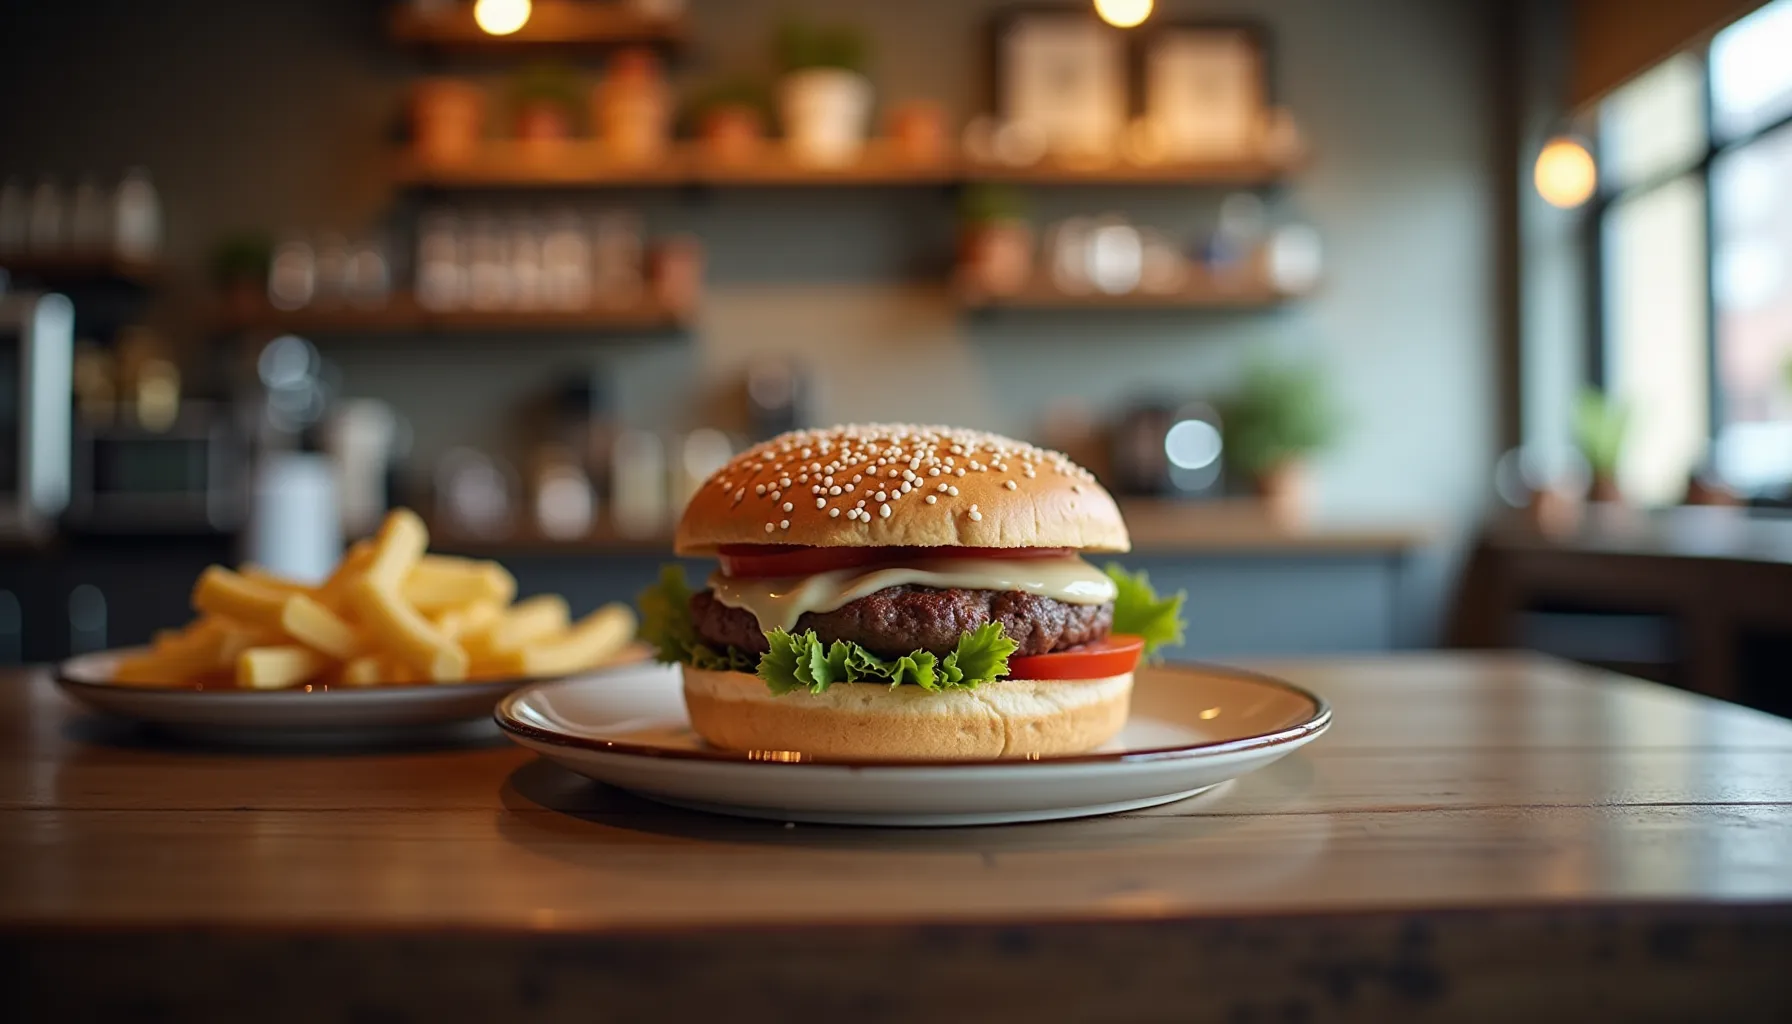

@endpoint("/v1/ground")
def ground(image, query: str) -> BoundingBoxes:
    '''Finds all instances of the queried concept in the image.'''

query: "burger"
[639,424,1184,760]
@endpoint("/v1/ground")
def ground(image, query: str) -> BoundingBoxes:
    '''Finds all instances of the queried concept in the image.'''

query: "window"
[1596,0,1792,501]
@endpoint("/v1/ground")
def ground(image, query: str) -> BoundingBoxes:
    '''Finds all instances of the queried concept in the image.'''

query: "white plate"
[496,662,1331,826]
[54,646,645,745]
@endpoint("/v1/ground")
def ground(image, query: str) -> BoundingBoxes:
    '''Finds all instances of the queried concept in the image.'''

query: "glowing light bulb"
[1094,0,1154,29]
[1534,136,1597,209]
[474,0,532,36]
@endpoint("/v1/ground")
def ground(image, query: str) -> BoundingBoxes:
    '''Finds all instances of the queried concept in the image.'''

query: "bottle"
[113,167,162,262]
[68,176,111,253]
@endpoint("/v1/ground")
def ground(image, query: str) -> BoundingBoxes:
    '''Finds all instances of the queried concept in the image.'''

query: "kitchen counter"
[4,652,1790,1020]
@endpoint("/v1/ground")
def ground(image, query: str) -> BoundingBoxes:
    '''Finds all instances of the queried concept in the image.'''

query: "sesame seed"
[857,499,867,508]
[782,501,793,512]
[900,481,912,493]
[925,495,937,504]
[928,467,940,476]
[755,484,765,495]
[937,483,948,492]
[829,486,842,495]
[829,508,840,518]
[764,523,775,533]
[811,485,821,494]
[970,503,979,511]
[770,490,782,502]
[780,478,791,488]
[948,486,959,496]
[969,510,982,522]
[880,503,892,518]
[954,468,965,477]
[875,491,888,502]
[1004,480,1017,490]
[903,470,915,481]
[780,519,790,530]
[815,498,826,509]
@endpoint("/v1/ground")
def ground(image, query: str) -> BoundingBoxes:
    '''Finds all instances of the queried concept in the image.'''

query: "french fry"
[317,540,375,615]
[191,567,289,629]
[278,595,363,660]
[350,578,469,682]
[481,594,570,653]
[237,645,331,690]
[110,506,625,692]
[364,509,429,590]
[338,655,385,687]
[239,565,318,597]
[480,603,638,678]
[403,556,517,613]
[433,598,504,641]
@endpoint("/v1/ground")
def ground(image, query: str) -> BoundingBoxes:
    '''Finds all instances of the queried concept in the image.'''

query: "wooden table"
[5,653,1791,1021]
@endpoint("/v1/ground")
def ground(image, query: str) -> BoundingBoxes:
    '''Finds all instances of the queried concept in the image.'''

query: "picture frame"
[1140,24,1270,161]
[992,9,1129,161]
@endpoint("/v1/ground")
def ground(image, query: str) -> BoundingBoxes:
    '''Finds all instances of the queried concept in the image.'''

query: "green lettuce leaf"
[759,621,1016,694]
[635,564,757,671]
[1105,564,1186,657]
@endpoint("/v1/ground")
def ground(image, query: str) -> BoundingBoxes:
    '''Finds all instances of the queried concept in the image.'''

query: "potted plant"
[773,18,872,167]
[1218,359,1340,527]
[956,184,1033,298]
[1573,387,1628,503]
[510,62,583,152]
[685,75,773,165]
[209,232,273,322]
[411,78,485,166]
[593,47,671,165]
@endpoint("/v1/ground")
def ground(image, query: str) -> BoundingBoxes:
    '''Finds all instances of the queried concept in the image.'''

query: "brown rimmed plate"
[496,661,1331,826]
[54,644,649,745]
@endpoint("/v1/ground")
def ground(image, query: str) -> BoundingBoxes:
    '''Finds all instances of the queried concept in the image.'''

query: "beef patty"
[690,586,1113,659]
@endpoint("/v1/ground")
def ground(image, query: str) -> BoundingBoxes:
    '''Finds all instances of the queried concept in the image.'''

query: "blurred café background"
[1,0,1789,712]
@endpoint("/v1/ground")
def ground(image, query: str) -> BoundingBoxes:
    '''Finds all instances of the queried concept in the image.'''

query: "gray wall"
[0,0,1499,527]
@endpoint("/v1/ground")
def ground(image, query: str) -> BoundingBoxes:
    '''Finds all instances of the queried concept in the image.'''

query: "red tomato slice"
[1006,635,1144,680]
[716,545,1071,578]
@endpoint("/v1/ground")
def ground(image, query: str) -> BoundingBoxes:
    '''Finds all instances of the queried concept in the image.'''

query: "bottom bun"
[681,666,1133,760]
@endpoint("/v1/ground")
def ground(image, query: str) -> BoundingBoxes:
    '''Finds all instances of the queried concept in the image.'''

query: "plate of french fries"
[54,509,646,740]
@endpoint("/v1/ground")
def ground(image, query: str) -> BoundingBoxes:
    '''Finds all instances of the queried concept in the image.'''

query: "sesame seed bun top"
[674,424,1131,555]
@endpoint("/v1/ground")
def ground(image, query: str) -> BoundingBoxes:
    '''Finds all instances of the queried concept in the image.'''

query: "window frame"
[1590,35,1792,473]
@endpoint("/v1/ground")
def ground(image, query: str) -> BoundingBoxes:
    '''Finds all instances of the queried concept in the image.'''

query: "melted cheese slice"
[707,555,1117,633]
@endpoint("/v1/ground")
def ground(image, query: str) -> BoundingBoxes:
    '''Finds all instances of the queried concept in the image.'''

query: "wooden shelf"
[389,1,685,50]
[0,252,158,285]
[219,292,691,335]
[394,141,1299,190]
[960,275,1303,312]
[963,154,1303,187]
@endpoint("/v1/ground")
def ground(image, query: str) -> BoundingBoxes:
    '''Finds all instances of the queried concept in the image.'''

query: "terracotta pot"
[700,105,764,164]
[1588,473,1623,504]
[221,277,265,324]
[650,235,704,314]
[957,220,1033,297]
[779,68,873,167]
[889,101,947,165]
[594,48,670,165]
[515,101,574,154]
[1254,461,1311,529]
[411,78,484,166]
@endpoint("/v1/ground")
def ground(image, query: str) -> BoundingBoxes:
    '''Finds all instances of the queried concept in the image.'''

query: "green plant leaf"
[758,623,1014,694]
[1105,564,1186,658]
[1572,388,1629,476]
[636,564,757,672]
[1218,359,1339,479]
